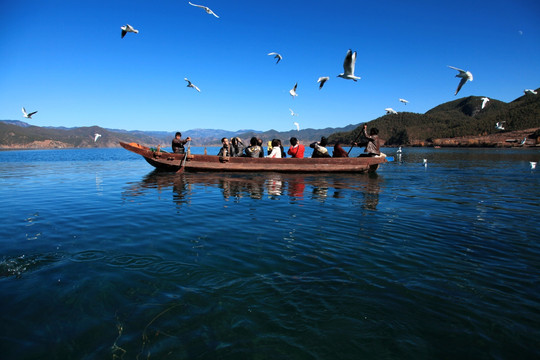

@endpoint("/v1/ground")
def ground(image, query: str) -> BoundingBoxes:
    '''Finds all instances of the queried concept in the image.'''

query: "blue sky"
[1,0,539,133]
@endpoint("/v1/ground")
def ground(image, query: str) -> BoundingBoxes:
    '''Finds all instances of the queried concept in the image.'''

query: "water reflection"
[123,171,382,209]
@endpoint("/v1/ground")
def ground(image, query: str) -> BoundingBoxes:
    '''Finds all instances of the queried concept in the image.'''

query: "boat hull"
[120,142,386,173]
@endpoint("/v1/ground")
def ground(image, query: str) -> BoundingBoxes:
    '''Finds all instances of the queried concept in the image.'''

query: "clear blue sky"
[1,0,539,132]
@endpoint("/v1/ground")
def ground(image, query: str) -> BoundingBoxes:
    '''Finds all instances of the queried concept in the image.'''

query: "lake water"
[1,146,539,359]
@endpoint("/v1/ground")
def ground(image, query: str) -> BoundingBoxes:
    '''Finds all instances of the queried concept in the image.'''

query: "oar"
[347,127,366,155]
[177,141,191,173]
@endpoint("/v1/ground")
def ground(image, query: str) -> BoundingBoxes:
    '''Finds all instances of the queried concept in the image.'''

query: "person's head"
[271,139,280,148]
[257,138,263,146]
[231,137,238,146]
[370,128,379,136]
[221,137,229,146]
[290,137,298,146]
[320,136,328,147]
[250,137,258,146]
[175,132,181,139]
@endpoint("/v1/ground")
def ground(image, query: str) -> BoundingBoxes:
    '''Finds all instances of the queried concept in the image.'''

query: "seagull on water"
[267,52,282,64]
[399,98,409,105]
[293,122,300,131]
[184,78,200,92]
[531,162,537,170]
[289,108,298,116]
[121,24,139,39]
[397,146,402,154]
[495,122,505,130]
[22,107,37,119]
[448,66,473,95]
[524,89,537,95]
[94,133,101,142]
[337,49,361,81]
[423,159,428,167]
[289,83,298,98]
[317,76,329,90]
[481,97,490,109]
[385,108,398,114]
[188,2,219,18]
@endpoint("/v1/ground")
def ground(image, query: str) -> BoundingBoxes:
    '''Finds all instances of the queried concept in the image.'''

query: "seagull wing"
[188,2,205,9]
[184,78,192,86]
[455,77,467,95]
[28,111,38,117]
[22,107,27,117]
[448,65,466,74]
[194,85,201,92]
[343,49,356,75]
[209,9,219,18]
[121,29,127,38]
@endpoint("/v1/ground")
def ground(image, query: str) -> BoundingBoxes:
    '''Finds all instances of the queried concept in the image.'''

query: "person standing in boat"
[310,136,331,158]
[287,137,305,158]
[244,137,263,157]
[359,124,380,157]
[218,137,231,157]
[172,132,191,154]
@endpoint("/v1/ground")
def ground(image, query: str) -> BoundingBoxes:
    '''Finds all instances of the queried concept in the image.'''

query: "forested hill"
[328,89,540,146]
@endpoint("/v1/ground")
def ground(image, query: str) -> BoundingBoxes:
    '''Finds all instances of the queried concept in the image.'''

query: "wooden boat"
[119,141,387,173]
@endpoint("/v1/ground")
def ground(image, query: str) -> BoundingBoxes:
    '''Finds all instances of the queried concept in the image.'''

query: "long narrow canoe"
[120,141,387,173]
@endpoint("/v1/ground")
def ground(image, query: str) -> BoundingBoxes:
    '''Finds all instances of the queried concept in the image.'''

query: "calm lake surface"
[1,146,539,359]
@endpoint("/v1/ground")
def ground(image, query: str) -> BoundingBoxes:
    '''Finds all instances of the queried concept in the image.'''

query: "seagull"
[495,122,505,130]
[188,2,219,18]
[267,52,282,64]
[293,122,300,131]
[531,162,537,170]
[423,158,428,167]
[289,108,298,116]
[22,107,37,119]
[385,108,398,114]
[289,83,298,98]
[184,78,201,92]
[524,89,537,95]
[399,98,409,105]
[481,97,490,109]
[397,146,402,154]
[94,133,101,142]
[337,49,361,81]
[448,66,473,95]
[520,137,527,145]
[317,76,329,90]
[120,24,139,39]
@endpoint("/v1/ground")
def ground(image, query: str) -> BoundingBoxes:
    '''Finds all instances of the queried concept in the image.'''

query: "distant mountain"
[329,89,540,146]
[2,89,539,148]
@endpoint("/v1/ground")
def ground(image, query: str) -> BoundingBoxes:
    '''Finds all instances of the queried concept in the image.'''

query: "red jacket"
[287,144,305,158]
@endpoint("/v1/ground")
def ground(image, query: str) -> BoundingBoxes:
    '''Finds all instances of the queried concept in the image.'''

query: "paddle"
[177,141,191,173]
[347,125,366,155]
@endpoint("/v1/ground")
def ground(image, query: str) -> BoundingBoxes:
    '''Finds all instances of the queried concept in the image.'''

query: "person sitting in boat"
[266,139,282,158]
[359,124,380,157]
[244,137,263,158]
[230,137,245,157]
[287,137,305,158]
[332,142,349,157]
[218,137,231,157]
[310,136,331,158]
[276,139,287,158]
[172,132,191,153]
[256,138,264,157]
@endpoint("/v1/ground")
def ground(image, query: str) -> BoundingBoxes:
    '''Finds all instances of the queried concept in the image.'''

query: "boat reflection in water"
[124,171,382,209]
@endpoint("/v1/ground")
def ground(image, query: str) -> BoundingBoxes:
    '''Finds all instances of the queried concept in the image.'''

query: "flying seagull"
[385,108,398,114]
[293,122,300,131]
[399,98,409,105]
[94,133,101,142]
[188,2,219,18]
[481,97,490,109]
[495,122,505,130]
[317,76,329,90]
[267,52,282,64]
[121,24,139,39]
[289,83,298,98]
[531,162,537,170]
[22,107,37,119]
[337,49,361,81]
[448,66,473,95]
[524,89,537,95]
[184,78,201,92]
[289,108,298,116]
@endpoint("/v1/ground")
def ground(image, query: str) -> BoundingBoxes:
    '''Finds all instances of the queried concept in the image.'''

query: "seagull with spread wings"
[385,108,398,115]
[481,97,490,109]
[268,52,282,64]
[289,83,298,98]
[121,24,139,39]
[337,49,361,81]
[317,77,329,90]
[188,2,219,18]
[399,98,409,105]
[448,66,473,95]
[94,133,101,142]
[22,107,37,119]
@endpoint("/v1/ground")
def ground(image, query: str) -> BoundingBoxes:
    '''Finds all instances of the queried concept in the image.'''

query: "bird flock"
[19,2,538,139]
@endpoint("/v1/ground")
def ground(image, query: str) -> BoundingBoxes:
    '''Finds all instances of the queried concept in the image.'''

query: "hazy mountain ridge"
[1,89,539,149]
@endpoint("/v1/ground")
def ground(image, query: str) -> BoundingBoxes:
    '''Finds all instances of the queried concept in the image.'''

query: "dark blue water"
[1,147,539,359]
